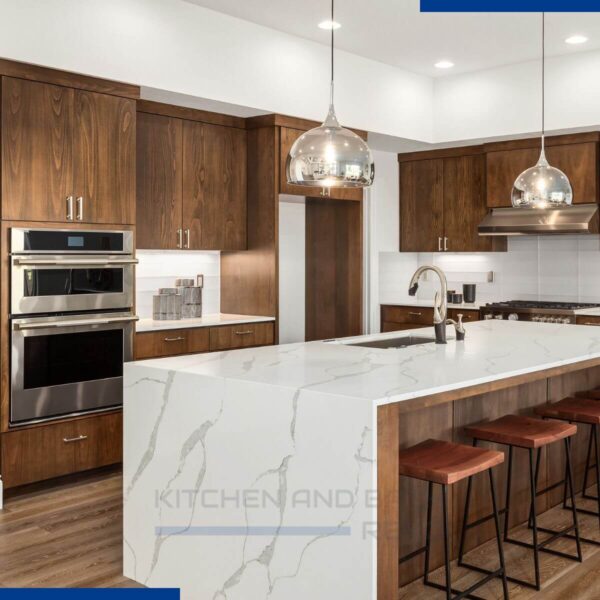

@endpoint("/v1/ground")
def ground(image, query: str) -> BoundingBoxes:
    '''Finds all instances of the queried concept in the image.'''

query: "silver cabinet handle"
[184,228,190,249]
[76,196,83,221]
[234,330,253,335]
[164,336,185,342]
[177,228,183,249]
[408,312,422,317]
[63,435,88,443]
[444,237,448,251]
[66,196,74,221]
[438,237,442,251]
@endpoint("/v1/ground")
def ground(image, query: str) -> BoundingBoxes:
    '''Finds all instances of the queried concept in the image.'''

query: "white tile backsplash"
[136,250,220,318]
[379,235,600,306]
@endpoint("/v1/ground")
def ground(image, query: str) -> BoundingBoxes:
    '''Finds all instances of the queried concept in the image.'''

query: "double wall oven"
[10,228,137,426]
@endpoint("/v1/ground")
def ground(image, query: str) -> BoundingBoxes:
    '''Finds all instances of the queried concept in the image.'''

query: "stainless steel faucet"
[408,265,449,344]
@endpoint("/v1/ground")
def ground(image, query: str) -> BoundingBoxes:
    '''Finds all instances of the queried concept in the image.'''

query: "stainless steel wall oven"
[9,229,137,426]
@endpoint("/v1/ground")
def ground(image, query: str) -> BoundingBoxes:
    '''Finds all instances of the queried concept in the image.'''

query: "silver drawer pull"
[408,312,422,317]
[164,336,185,342]
[63,435,88,443]
[66,196,74,221]
[234,330,253,335]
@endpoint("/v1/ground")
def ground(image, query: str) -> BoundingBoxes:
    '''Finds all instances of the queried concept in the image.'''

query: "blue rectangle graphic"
[0,591,179,600]
[421,0,600,11]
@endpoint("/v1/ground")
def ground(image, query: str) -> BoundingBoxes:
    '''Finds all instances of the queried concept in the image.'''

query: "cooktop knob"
[494,314,504,320]
[508,313,519,321]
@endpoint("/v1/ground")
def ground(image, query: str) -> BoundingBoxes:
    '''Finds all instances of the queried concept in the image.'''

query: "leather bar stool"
[398,439,509,600]
[462,415,581,591]
[535,396,600,543]
[574,389,600,508]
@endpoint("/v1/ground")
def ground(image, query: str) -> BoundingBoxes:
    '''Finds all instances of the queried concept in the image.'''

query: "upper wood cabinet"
[399,149,504,252]
[1,76,135,224]
[136,112,183,249]
[279,126,364,201]
[136,105,247,251]
[485,134,599,207]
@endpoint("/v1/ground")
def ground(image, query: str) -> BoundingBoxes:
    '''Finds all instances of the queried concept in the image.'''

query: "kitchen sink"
[348,335,439,349]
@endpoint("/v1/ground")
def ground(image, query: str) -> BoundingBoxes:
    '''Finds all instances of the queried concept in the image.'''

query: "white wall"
[278,197,306,344]
[0,0,434,142]
[136,250,220,318]
[434,49,600,143]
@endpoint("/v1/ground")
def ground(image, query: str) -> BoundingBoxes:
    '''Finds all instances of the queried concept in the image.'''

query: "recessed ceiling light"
[435,60,455,69]
[565,34,588,44]
[318,20,341,30]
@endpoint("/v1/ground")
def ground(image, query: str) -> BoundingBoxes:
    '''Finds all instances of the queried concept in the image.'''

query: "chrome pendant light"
[286,0,374,189]
[511,13,572,208]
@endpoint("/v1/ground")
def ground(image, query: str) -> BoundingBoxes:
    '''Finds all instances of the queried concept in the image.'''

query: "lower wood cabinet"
[135,327,210,360]
[381,304,480,333]
[135,322,275,360]
[1,411,122,489]
[575,315,600,326]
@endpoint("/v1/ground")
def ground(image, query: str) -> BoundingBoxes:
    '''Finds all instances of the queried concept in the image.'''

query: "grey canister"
[152,294,169,320]
[180,286,203,318]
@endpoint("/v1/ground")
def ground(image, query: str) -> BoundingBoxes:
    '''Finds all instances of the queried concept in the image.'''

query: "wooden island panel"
[377,359,600,599]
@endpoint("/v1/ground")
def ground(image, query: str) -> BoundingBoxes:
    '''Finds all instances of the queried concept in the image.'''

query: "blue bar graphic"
[0,591,179,600]
[155,525,352,536]
[421,0,600,11]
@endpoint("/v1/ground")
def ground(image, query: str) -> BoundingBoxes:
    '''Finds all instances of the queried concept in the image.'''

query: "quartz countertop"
[129,320,600,406]
[382,299,484,310]
[136,313,275,332]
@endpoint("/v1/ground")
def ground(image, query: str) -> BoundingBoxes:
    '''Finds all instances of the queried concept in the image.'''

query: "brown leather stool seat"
[461,413,581,592]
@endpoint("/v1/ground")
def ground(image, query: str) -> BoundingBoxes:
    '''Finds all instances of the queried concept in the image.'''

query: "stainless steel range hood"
[478,203,599,236]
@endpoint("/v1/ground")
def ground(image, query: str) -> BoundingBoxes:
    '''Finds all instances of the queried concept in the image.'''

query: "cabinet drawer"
[1,412,122,489]
[576,315,600,326]
[381,305,434,326]
[209,322,274,351]
[448,308,480,322]
[135,327,210,360]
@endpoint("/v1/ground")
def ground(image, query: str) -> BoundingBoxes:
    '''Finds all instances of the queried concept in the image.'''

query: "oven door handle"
[14,316,139,330]
[13,258,139,266]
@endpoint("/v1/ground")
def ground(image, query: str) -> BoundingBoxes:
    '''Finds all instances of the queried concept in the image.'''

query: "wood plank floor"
[0,467,141,588]
[2,467,600,597]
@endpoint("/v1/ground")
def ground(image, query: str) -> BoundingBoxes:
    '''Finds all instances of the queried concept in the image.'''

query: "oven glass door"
[11,256,135,315]
[11,314,135,425]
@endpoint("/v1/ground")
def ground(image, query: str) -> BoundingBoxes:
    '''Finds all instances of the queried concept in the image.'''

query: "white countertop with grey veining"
[129,320,600,406]
[136,313,275,332]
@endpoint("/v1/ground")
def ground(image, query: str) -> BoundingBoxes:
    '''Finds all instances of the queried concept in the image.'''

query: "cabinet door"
[399,159,444,251]
[486,142,598,208]
[279,127,363,201]
[182,122,247,250]
[443,155,494,252]
[136,112,183,249]
[2,77,74,222]
[73,90,136,224]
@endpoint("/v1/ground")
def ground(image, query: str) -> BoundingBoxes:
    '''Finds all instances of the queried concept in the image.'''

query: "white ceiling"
[184,0,600,77]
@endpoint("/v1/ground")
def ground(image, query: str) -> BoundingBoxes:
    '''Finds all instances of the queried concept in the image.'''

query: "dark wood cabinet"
[399,159,443,252]
[485,135,599,208]
[136,104,247,251]
[279,126,363,201]
[380,304,480,333]
[2,77,74,222]
[209,322,274,351]
[1,76,136,224]
[1,411,122,489]
[399,148,506,253]
[183,121,247,250]
[136,112,183,249]
[73,90,136,224]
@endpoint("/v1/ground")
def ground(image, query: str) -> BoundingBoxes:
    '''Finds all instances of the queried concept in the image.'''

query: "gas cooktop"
[486,300,600,311]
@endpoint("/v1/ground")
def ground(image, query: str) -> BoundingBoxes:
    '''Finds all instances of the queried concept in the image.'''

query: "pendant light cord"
[541,12,545,152]
[330,0,335,106]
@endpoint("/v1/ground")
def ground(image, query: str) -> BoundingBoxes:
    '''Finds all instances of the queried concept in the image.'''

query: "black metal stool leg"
[582,424,594,499]
[528,447,542,529]
[458,474,473,567]
[423,481,434,586]
[442,484,451,600]
[489,469,509,600]
[528,447,541,591]
[565,437,583,562]
[503,445,513,541]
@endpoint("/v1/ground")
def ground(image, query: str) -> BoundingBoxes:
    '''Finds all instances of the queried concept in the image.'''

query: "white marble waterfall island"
[123,320,600,600]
